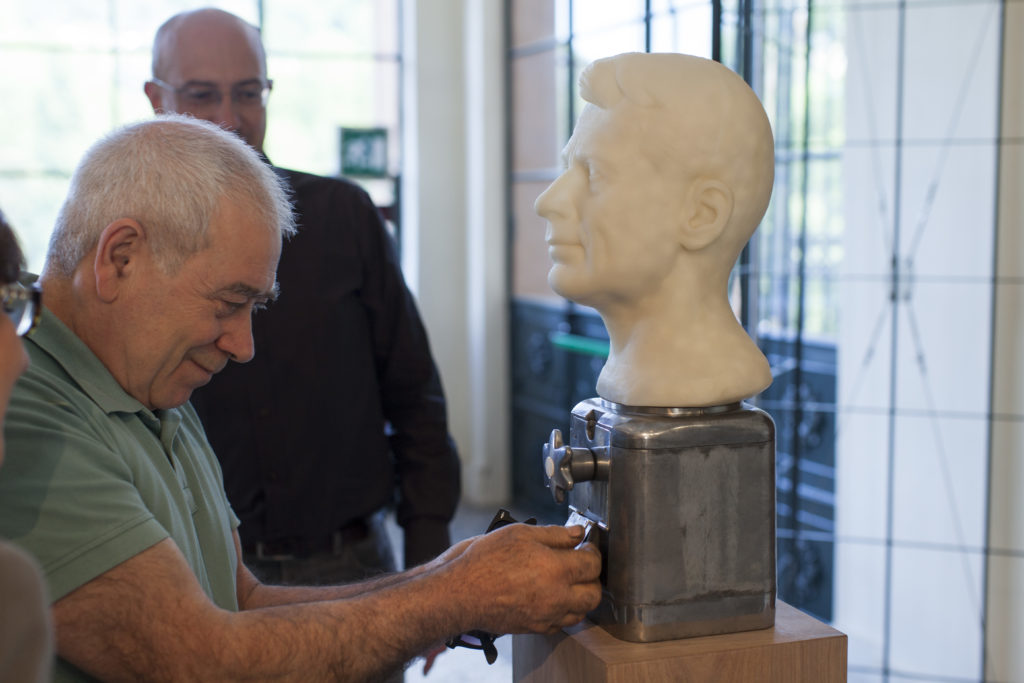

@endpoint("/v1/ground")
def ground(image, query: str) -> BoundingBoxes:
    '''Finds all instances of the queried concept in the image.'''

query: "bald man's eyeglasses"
[1,282,41,337]
[150,78,273,111]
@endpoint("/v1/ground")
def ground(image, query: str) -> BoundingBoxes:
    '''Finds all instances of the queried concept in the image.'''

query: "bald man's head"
[146,8,271,152]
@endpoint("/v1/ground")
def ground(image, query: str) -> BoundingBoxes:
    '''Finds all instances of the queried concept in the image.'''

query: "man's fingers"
[557,540,601,585]
[508,523,586,548]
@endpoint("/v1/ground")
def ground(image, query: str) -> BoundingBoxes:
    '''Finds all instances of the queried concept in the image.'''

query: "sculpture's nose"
[535,169,577,222]
[534,180,560,220]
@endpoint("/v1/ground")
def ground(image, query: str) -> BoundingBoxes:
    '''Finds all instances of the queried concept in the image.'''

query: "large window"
[0,0,400,273]
[507,1,1021,681]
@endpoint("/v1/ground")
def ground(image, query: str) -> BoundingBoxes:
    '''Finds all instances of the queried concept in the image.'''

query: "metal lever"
[543,429,604,504]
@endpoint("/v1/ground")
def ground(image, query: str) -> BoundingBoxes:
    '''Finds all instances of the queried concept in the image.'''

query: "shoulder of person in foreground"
[0,540,54,683]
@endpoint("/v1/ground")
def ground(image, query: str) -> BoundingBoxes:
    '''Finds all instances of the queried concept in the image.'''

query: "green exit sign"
[339,127,389,177]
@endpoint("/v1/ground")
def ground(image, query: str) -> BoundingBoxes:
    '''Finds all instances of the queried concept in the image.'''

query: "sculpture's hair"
[0,208,25,284]
[45,114,295,278]
[578,52,775,252]
[152,8,266,80]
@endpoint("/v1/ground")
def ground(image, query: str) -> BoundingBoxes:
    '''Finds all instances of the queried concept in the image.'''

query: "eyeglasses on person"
[150,77,273,110]
[1,281,41,337]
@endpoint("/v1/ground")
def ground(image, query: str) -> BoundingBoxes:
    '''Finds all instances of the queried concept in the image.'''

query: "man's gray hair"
[46,114,295,277]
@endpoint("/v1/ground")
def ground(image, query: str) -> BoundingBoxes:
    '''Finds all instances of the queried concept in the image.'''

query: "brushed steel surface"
[555,399,777,643]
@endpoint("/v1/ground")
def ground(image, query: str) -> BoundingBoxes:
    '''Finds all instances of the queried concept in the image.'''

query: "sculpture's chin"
[547,267,583,301]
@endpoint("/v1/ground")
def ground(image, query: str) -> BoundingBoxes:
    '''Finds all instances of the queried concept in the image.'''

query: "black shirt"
[190,166,460,567]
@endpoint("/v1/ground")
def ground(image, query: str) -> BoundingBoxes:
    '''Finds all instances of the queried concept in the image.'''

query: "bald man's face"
[146,16,270,152]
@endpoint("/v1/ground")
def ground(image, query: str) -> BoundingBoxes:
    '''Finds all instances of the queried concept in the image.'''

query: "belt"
[244,517,373,561]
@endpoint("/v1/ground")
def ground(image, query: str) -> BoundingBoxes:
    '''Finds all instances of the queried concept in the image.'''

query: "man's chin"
[154,378,215,411]
[151,393,196,411]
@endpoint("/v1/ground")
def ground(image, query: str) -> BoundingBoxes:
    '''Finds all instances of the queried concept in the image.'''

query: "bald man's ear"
[94,219,145,303]
[143,81,164,114]
[680,179,733,251]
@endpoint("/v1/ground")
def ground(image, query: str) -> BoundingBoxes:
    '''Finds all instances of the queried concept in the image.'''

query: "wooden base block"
[513,601,847,683]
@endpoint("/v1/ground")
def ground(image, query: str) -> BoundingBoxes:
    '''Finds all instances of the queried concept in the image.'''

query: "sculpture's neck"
[596,304,771,407]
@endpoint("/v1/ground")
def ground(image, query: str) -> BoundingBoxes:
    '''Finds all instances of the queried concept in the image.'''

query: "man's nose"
[217,313,255,364]
[208,95,244,133]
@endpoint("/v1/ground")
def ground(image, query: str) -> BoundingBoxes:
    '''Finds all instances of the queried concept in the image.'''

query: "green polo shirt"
[0,307,240,679]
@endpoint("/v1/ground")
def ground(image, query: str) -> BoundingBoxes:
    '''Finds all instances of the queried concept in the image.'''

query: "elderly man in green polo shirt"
[0,115,601,682]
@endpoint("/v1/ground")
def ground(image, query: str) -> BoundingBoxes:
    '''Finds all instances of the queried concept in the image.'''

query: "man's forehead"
[160,17,265,80]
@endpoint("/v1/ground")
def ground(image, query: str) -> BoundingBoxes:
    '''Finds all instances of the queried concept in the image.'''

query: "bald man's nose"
[208,97,243,133]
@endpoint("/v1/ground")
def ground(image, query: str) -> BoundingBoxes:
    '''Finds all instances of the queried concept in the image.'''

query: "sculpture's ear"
[680,179,733,251]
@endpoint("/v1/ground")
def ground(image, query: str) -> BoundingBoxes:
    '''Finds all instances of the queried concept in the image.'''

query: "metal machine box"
[544,399,776,642]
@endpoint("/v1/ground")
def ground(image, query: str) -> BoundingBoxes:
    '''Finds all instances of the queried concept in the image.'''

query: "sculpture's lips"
[548,243,583,262]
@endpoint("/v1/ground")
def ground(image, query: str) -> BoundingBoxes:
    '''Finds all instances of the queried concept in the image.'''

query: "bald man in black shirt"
[146,7,460,587]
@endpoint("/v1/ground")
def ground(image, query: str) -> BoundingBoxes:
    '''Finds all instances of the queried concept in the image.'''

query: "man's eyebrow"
[217,282,279,303]
[181,78,264,89]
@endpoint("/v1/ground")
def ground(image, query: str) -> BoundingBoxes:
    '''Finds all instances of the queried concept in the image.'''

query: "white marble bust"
[535,52,775,408]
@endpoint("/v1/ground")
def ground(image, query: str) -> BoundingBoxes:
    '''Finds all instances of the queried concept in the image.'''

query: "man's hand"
[443,523,602,636]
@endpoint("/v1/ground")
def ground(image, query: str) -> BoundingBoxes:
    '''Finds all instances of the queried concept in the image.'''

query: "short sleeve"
[0,373,168,601]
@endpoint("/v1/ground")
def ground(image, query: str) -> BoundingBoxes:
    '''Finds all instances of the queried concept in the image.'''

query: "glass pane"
[0,2,110,49]
[0,176,71,275]
[901,2,1001,141]
[650,3,714,57]
[571,22,646,69]
[115,51,162,126]
[114,1,261,53]
[555,0,571,41]
[0,49,119,173]
[265,55,399,176]
[572,0,646,35]
[571,25,647,123]
[806,6,846,150]
[263,0,397,54]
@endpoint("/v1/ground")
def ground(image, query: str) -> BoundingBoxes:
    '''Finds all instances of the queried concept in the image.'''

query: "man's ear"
[143,81,164,114]
[680,179,733,251]
[94,219,145,303]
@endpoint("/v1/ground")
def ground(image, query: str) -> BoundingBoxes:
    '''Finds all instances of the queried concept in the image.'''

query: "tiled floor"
[386,502,539,682]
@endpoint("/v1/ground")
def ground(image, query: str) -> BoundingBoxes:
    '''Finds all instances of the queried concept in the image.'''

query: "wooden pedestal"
[513,601,847,682]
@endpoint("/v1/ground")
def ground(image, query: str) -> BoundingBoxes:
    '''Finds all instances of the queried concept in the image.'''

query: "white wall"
[401,0,510,507]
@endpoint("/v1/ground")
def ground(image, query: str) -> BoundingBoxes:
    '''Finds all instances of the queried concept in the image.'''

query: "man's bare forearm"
[229,565,461,681]
[238,559,435,609]
[57,540,465,682]
[56,527,598,682]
